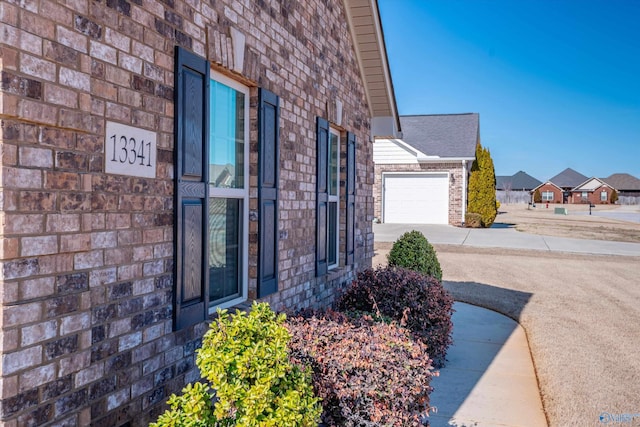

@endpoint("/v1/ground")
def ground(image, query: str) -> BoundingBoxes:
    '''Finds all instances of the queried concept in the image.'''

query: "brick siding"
[534,183,563,204]
[0,0,374,425]
[570,185,613,205]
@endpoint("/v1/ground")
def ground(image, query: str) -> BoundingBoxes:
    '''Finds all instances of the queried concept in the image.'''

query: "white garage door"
[383,173,449,224]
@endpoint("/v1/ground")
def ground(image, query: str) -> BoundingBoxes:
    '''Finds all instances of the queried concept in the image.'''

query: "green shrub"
[467,142,498,227]
[465,212,482,228]
[533,189,542,203]
[610,189,618,204]
[287,310,434,426]
[337,267,454,368]
[151,302,321,427]
[387,230,442,281]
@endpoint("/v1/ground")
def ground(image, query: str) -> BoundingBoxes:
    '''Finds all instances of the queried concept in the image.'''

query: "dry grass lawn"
[373,206,640,426]
[497,203,640,242]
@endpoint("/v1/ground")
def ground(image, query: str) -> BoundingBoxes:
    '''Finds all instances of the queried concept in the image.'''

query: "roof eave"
[344,0,401,139]
[417,156,476,163]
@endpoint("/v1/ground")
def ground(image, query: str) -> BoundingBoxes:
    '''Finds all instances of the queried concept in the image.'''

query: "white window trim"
[542,191,554,201]
[208,70,249,313]
[328,127,340,270]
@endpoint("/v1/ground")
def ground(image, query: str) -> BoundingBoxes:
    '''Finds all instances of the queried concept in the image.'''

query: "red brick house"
[531,181,564,204]
[570,178,617,204]
[0,0,400,425]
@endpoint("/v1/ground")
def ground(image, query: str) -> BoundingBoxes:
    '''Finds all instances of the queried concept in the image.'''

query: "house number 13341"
[110,135,152,166]
[105,121,157,178]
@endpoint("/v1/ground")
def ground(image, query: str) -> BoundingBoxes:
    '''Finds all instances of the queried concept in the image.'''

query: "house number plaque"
[105,121,157,178]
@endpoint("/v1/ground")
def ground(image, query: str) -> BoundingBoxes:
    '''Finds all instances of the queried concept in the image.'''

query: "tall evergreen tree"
[467,142,497,227]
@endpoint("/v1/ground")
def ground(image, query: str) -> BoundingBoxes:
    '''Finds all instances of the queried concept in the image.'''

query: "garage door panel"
[383,174,449,224]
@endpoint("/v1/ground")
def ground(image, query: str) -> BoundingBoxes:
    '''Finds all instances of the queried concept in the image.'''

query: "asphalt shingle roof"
[399,114,479,158]
[601,173,640,191]
[548,168,588,189]
[496,171,542,191]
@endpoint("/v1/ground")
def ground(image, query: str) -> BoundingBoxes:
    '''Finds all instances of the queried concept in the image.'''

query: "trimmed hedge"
[387,230,442,281]
[287,310,434,426]
[337,267,454,368]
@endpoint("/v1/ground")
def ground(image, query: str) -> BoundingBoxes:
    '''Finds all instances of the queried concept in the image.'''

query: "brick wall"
[373,162,466,226]
[570,185,613,205]
[0,0,374,425]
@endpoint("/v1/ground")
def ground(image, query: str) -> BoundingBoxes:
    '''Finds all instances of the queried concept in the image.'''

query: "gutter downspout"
[461,160,467,225]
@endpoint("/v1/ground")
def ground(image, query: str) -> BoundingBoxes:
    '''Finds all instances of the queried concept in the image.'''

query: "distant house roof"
[496,171,542,191]
[531,181,564,193]
[572,177,611,192]
[601,173,640,191]
[398,114,479,159]
[548,168,588,189]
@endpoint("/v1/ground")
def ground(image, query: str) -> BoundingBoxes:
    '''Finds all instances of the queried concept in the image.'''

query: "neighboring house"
[496,171,542,204]
[602,173,640,203]
[545,167,589,203]
[373,113,479,225]
[0,1,400,425]
[569,177,617,204]
[531,181,564,204]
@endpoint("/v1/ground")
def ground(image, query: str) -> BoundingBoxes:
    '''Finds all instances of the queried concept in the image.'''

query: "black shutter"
[346,132,356,265]
[316,117,329,276]
[258,89,280,298]
[173,46,209,330]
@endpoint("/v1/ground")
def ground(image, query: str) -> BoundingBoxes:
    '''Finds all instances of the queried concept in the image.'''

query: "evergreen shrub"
[467,142,498,227]
[151,302,321,427]
[386,230,442,281]
[610,189,618,204]
[534,189,542,204]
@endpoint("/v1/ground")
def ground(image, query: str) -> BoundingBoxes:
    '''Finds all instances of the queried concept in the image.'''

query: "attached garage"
[383,173,449,224]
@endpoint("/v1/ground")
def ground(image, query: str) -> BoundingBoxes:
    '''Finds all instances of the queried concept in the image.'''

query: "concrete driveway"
[373,223,640,257]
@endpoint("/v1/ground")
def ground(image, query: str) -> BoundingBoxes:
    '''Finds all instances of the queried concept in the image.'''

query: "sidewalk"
[373,223,640,257]
[428,302,547,427]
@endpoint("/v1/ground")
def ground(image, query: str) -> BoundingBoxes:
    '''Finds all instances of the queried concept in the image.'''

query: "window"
[327,128,340,269]
[582,191,588,200]
[601,190,607,201]
[207,72,249,311]
[174,47,279,329]
[316,118,356,276]
[542,191,554,201]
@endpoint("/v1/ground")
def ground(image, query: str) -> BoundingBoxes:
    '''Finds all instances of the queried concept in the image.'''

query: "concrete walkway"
[373,223,640,256]
[429,303,547,427]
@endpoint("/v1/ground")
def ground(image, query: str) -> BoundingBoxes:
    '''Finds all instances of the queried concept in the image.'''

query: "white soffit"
[344,0,401,138]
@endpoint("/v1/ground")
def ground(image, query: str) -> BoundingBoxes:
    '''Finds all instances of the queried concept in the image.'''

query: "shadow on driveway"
[444,281,533,322]
[489,222,516,229]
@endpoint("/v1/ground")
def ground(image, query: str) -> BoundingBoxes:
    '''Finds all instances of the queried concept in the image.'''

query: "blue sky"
[378,0,640,181]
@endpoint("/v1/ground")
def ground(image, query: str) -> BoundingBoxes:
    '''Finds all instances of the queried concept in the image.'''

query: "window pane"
[328,132,339,196]
[328,201,337,265]
[209,80,245,188]
[209,198,242,303]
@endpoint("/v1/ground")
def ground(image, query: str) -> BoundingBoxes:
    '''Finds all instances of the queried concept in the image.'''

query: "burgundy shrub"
[287,311,434,427]
[337,267,454,368]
